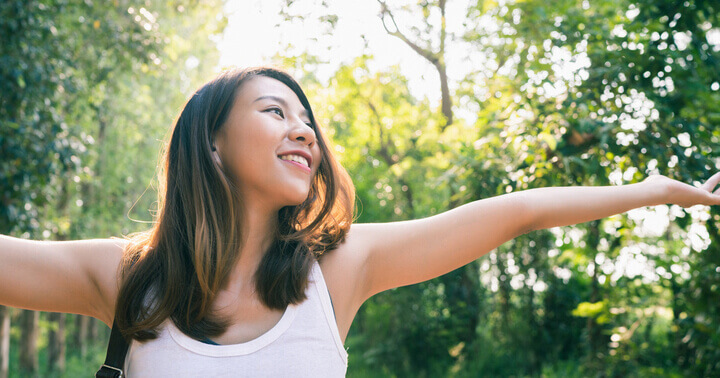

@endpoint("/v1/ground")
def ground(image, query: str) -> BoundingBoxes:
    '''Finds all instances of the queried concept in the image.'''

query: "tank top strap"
[309,261,348,363]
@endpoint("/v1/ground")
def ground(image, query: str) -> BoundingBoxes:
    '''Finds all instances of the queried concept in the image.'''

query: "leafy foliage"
[2,0,720,376]
[1,0,225,375]
[280,0,720,376]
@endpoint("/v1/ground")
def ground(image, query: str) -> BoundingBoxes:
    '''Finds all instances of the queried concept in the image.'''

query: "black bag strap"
[95,318,129,378]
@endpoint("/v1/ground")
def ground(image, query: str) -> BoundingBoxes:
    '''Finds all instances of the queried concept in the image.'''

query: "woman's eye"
[266,107,284,117]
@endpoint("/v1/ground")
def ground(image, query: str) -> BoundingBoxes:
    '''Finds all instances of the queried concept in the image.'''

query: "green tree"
[0,0,225,374]
[280,0,720,375]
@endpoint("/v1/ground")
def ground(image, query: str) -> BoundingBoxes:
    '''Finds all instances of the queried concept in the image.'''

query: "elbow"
[516,190,536,235]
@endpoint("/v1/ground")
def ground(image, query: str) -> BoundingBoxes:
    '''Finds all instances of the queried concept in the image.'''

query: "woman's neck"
[226,206,278,291]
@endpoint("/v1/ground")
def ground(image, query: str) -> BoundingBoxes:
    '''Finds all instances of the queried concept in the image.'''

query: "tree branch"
[378,0,439,65]
[439,0,447,55]
[377,0,453,127]
[366,98,395,165]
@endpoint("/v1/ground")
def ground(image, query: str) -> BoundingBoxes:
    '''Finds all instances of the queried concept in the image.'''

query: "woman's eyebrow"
[253,95,308,117]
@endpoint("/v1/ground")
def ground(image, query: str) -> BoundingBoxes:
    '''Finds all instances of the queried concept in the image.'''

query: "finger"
[701,172,720,192]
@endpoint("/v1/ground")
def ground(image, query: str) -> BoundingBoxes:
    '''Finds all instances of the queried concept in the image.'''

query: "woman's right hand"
[643,172,720,208]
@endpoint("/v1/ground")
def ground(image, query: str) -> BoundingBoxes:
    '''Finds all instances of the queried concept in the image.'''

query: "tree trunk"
[379,0,453,129]
[436,61,452,128]
[439,263,480,345]
[519,239,541,376]
[526,283,541,375]
[47,312,66,373]
[586,221,602,369]
[0,306,10,378]
[74,314,89,357]
[89,317,99,343]
[19,310,39,374]
[495,251,511,332]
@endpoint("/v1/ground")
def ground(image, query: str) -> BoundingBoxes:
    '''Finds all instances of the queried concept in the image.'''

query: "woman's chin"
[280,191,312,208]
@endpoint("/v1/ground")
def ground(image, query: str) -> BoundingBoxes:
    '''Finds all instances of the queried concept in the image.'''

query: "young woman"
[1,67,719,376]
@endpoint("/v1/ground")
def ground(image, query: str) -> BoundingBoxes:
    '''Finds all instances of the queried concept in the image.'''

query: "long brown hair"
[115,67,355,341]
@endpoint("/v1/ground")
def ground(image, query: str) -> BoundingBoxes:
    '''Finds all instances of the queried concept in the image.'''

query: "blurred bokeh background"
[1,0,720,376]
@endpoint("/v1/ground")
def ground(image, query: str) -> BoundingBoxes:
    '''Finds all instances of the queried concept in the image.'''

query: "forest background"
[1,0,720,377]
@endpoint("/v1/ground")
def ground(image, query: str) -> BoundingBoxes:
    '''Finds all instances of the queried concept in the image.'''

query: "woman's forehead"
[236,76,302,107]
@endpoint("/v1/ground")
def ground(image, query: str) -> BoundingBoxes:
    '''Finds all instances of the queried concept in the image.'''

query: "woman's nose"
[289,120,316,147]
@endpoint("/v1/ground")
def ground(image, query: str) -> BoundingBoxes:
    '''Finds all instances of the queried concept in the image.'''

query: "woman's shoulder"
[317,224,373,341]
[79,237,128,325]
[319,223,372,274]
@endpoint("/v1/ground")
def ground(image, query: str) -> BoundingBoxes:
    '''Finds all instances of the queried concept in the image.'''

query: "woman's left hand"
[644,172,720,208]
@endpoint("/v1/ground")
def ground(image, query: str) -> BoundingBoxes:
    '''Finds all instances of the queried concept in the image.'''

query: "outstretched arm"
[343,173,720,304]
[526,173,720,231]
[0,236,126,326]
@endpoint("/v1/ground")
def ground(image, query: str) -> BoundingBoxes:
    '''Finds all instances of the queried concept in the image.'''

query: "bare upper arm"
[357,191,532,300]
[318,228,370,342]
[0,235,126,326]
[320,191,532,340]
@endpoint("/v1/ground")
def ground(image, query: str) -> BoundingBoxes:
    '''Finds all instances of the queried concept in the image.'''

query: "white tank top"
[124,261,348,377]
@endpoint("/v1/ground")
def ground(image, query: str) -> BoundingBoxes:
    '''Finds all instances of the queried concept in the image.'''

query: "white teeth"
[279,154,309,167]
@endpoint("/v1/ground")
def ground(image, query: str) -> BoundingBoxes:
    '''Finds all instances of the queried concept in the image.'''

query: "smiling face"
[213,76,322,212]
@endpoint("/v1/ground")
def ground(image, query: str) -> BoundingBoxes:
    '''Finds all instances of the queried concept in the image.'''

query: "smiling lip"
[280,158,312,173]
[277,149,313,174]
[278,150,312,173]
[277,150,312,167]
